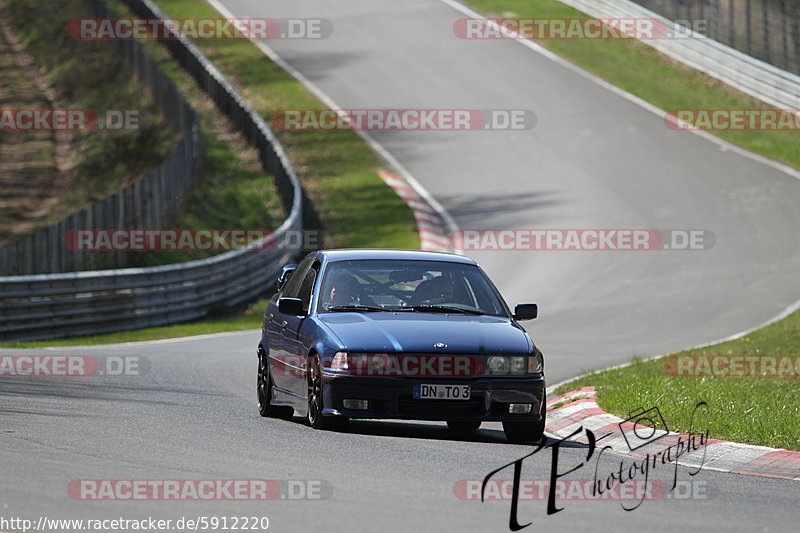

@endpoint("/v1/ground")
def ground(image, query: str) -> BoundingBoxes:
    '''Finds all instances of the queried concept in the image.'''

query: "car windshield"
[317,259,509,316]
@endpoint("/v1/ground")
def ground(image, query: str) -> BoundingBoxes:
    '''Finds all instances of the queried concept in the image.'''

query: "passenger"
[414,276,455,305]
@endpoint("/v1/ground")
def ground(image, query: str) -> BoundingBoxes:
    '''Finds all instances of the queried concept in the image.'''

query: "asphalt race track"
[1,337,798,532]
[212,0,800,384]
[2,0,800,531]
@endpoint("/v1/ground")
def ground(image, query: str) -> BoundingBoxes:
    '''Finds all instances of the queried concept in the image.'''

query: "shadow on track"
[280,415,591,449]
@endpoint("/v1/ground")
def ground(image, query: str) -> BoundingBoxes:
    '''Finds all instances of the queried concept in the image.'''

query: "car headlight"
[330,351,349,371]
[487,356,511,374]
[486,355,542,375]
[329,352,392,375]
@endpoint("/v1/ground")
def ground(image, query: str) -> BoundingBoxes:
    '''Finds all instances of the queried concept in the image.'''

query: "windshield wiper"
[408,305,483,315]
[327,305,391,313]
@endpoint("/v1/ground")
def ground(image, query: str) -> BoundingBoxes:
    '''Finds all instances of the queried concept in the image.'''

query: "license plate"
[413,384,470,400]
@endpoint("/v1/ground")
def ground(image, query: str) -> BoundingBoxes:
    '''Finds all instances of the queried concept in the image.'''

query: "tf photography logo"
[619,407,669,451]
[478,402,709,530]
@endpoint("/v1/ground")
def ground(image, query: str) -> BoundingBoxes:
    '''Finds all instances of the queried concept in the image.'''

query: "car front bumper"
[320,372,545,422]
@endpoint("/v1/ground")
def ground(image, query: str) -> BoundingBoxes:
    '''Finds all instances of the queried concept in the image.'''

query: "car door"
[280,259,321,396]
[268,256,315,393]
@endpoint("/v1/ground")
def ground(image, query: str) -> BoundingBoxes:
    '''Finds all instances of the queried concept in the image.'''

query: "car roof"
[316,249,477,265]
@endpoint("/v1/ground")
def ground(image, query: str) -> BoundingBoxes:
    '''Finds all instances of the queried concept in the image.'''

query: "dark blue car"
[257,249,545,443]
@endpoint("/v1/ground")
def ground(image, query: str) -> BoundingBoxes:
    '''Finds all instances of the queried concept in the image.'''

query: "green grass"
[5,0,177,233]
[0,11,55,237]
[557,309,800,451]
[465,0,800,169]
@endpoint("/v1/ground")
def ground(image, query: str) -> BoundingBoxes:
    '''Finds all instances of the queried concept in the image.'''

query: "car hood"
[316,312,532,354]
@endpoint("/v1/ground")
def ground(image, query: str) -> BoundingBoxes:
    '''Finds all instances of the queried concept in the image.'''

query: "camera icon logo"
[619,407,669,451]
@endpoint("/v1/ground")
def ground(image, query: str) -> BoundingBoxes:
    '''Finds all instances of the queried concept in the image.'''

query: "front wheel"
[257,350,293,419]
[307,356,348,430]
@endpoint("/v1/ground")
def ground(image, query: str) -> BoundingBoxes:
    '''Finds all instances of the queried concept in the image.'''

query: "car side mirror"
[278,297,306,316]
[513,303,537,321]
[277,264,298,291]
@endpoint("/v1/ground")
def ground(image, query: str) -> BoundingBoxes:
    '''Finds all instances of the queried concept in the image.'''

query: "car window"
[317,259,509,316]
[297,262,320,313]
[281,255,315,299]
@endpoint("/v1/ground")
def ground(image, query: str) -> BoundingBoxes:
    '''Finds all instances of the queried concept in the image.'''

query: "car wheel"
[306,355,348,430]
[447,420,481,432]
[257,349,293,419]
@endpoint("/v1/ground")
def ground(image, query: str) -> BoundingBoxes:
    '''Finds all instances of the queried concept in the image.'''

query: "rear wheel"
[307,355,348,430]
[447,420,481,432]
[257,350,293,419]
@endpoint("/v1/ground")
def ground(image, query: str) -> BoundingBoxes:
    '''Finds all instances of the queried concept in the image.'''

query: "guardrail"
[0,0,303,341]
[632,0,800,76]
[559,0,800,110]
[0,0,201,275]
[0,239,297,341]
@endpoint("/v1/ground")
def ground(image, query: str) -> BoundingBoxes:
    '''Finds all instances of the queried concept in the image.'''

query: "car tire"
[306,355,348,431]
[257,349,293,419]
[447,420,481,432]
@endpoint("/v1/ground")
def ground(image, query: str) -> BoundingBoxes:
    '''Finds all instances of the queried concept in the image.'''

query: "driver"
[326,274,363,308]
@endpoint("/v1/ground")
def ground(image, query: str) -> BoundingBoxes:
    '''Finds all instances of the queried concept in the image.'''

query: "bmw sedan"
[256,249,545,443]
